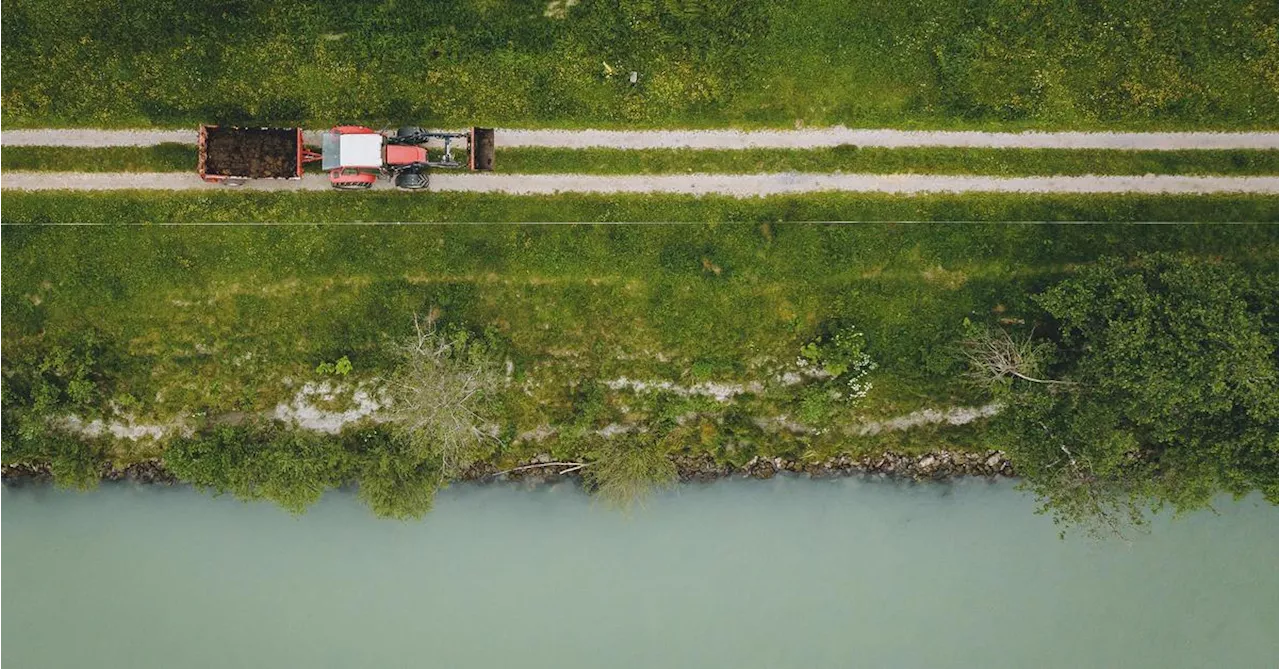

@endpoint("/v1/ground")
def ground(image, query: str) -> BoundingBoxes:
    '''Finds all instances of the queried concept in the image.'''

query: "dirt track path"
[3,172,1275,195]
[3,127,1276,150]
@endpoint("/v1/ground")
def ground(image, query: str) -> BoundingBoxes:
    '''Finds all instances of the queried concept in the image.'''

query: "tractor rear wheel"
[395,170,429,190]
[394,127,424,146]
[388,126,425,146]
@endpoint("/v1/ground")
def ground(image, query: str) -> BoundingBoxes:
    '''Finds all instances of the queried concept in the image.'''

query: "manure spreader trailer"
[198,125,495,190]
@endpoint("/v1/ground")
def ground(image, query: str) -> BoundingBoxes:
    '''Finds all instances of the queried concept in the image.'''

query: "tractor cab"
[321,127,389,190]
[320,125,494,191]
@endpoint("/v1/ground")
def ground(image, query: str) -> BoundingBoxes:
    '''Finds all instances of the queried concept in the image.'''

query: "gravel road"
[3,127,1276,150]
[4,172,1274,195]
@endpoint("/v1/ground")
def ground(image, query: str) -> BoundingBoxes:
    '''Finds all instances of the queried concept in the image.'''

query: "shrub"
[584,432,679,510]
[164,422,356,514]
[1,330,123,488]
[356,458,440,520]
[798,326,877,403]
[959,321,1059,392]
[315,355,353,376]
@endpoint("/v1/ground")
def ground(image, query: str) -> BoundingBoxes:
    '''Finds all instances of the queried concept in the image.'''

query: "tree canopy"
[990,254,1278,535]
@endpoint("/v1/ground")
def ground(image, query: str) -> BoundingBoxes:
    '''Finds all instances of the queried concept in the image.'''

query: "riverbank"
[1,448,1014,490]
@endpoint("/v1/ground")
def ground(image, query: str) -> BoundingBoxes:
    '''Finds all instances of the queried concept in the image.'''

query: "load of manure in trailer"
[203,127,299,178]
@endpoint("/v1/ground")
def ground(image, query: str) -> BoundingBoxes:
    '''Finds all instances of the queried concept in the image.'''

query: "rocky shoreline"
[456,449,1015,484]
[1,450,1014,487]
[0,460,179,486]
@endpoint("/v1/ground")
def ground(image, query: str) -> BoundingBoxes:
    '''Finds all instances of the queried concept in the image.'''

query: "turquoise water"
[3,477,1275,668]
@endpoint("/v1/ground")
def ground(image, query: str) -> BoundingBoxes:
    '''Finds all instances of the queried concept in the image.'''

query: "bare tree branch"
[961,327,1076,390]
[492,461,590,477]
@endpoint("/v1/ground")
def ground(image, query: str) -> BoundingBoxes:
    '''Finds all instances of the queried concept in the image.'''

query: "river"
[3,477,1275,668]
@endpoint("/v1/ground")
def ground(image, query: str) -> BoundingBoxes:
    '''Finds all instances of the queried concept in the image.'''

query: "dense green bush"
[347,429,442,520]
[164,423,445,517]
[0,330,123,488]
[164,422,356,513]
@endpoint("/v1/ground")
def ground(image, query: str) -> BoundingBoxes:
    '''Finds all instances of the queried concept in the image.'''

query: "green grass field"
[3,0,1275,130]
[4,191,1277,225]
[5,145,1278,176]
[3,222,1276,472]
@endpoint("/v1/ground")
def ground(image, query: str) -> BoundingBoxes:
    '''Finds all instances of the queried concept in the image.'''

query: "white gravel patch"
[272,382,383,434]
[596,423,634,438]
[851,403,1002,437]
[4,127,1275,150]
[3,171,1274,195]
[61,415,186,441]
[605,377,764,402]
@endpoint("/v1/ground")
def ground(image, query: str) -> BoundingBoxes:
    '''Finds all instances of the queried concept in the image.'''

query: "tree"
[992,254,1278,536]
[355,446,442,520]
[382,315,504,476]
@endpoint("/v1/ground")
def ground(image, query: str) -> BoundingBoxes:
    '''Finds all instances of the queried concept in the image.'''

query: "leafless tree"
[961,327,1073,390]
[383,314,503,475]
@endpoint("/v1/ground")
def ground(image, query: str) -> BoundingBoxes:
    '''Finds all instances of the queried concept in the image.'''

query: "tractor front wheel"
[397,126,424,138]
[332,181,373,191]
[395,170,429,190]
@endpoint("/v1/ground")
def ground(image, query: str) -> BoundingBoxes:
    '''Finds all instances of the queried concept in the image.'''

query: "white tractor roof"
[338,134,384,168]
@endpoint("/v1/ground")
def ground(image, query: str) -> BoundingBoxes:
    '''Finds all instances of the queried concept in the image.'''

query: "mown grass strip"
[498,147,1280,176]
[2,191,1276,224]
[5,145,1279,177]
[2,144,198,172]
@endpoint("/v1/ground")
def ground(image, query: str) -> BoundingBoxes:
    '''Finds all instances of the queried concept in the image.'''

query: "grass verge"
[3,222,1275,442]
[5,145,1278,177]
[4,222,1274,513]
[3,191,1277,224]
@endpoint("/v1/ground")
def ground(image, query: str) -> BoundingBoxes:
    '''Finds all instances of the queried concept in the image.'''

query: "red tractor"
[198,125,494,190]
[321,126,494,190]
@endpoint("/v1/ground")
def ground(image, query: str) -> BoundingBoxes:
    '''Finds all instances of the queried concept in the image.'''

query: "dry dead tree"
[383,314,504,474]
[961,326,1073,390]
